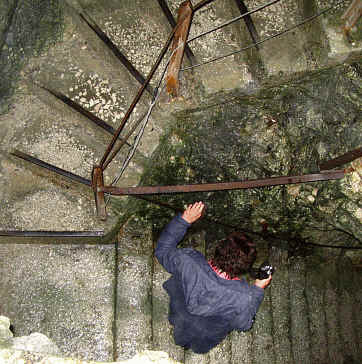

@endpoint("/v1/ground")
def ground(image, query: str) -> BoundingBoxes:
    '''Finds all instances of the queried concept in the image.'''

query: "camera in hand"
[250,261,275,280]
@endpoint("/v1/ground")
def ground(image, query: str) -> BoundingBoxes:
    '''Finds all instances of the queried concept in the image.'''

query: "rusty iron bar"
[341,0,362,37]
[156,0,197,64]
[0,231,104,237]
[102,112,148,171]
[166,0,194,97]
[233,0,260,50]
[99,170,345,196]
[92,166,107,220]
[320,147,362,171]
[79,13,154,96]
[11,149,92,187]
[42,86,131,147]
[99,21,181,171]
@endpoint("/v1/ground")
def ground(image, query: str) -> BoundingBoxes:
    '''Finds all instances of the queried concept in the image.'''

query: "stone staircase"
[0,0,361,363]
[0,0,360,233]
[1,218,361,363]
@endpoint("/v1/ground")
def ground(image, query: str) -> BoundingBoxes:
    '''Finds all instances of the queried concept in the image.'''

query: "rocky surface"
[0,314,180,364]
[132,62,361,259]
[0,0,361,363]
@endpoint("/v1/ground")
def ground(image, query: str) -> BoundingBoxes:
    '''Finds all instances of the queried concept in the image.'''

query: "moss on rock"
[0,0,64,114]
[132,62,361,259]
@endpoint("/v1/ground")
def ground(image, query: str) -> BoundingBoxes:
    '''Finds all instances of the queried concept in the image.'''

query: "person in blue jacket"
[155,201,272,354]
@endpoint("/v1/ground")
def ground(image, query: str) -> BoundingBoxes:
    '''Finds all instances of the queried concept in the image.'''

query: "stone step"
[270,248,293,364]
[0,243,116,362]
[324,260,345,363]
[27,1,150,111]
[1,220,361,363]
[288,258,311,363]
[305,258,329,364]
[115,217,153,361]
[232,0,360,80]
[337,257,360,363]
[0,80,123,233]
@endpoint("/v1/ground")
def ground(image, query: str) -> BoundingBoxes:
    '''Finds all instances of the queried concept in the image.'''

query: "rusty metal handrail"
[99,170,346,196]
[157,0,196,64]
[98,23,181,171]
[320,147,362,171]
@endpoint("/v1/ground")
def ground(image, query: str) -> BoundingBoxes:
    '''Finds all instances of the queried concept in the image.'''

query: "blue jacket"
[155,214,265,353]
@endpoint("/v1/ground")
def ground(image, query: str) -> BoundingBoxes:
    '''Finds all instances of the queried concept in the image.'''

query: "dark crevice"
[112,238,120,361]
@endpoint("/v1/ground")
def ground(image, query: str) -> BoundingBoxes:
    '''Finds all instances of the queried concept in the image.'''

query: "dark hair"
[210,232,257,279]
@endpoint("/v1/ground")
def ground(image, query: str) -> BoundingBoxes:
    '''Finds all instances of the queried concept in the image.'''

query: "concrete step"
[305,258,329,364]
[0,243,116,362]
[270,248,293,364]
[1,219,361,363]
[0,0,361,363]
[115,217,153,360]
[0,80,123,233]
[337,257,360,362]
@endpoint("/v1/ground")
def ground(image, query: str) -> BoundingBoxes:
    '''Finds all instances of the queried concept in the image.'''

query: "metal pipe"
[11,149,92,187]
[156,0,197,64]
[320,147,362,171]
[99,170,345,196]
[0,231,104,237]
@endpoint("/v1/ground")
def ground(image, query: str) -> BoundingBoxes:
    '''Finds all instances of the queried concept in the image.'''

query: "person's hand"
[254,275,272,289]
[181,201,205,224]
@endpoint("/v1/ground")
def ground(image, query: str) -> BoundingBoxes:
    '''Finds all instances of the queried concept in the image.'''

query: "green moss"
[130,63,361,257]
[0,0,64,114]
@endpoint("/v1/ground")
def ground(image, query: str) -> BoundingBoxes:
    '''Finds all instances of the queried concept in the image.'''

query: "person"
[155,201,272,354]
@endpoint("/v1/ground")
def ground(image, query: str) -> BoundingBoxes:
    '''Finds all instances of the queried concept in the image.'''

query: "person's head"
[209,232,257,279]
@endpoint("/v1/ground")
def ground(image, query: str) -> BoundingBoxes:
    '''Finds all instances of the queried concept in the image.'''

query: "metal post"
[166,0,193,97]
[156,0,197,64]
